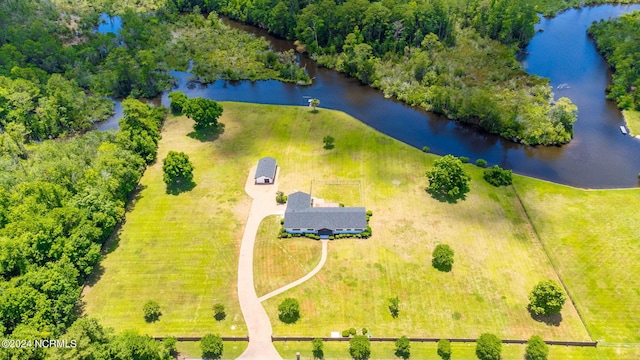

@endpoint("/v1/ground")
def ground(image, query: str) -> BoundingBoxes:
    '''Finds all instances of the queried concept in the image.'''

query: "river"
[97,5,640,188]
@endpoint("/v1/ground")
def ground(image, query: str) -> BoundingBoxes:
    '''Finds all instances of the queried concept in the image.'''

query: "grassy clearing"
[176,340,248,359]
[310,181,363,207]
[82,114,252,336]
[221,103,588,340]
[623,110,640,137]
[514,177,640,343]
[275,341,640,359]
[254,216,323,297]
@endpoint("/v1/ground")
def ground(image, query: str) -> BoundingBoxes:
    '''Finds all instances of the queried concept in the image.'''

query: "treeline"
[589,11,640,111]
[171,0,577,145]
[0,99,168,359]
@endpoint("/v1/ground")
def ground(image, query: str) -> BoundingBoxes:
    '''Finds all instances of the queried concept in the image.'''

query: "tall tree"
[183,97,224,130]
[425,155,471,202]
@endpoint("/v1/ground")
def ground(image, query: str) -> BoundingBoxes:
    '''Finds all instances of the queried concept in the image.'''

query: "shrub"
[275,191,288,204]
[437,339,451,360]
[426,155,471,201]
[312,338,324,359]
[342,330,350,337]
[483,165,513,186]
[476,333,501,360]
[525,335,549,360]
[366,210,373,217]
[278,298,300,323]
[361,328,368,335]
[388,296,400,318]
[349,327,357,336]
[163,337,178,356]
[432,244,454,272]
[339,203,345,207]
[476,159,488,167]
[280,218,285,225]
[395,336,411,359]
[459,156,470,163]
[528,280,567,316]
[323,135,335,149]
[143,300,161,322]
[201,333,223,359]
[422,146,430,153]
[349,335,371,360]
[213,303,226,321]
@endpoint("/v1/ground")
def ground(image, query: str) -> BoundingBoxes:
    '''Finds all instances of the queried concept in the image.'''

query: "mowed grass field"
[623,110,640,136]
[219,104,588,340]
[82,112,254,336]
[514,177,640,343]
[254,216,322,297]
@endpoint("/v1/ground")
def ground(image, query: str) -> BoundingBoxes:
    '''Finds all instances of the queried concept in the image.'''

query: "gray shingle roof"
[284,192,367,230]
[255,157,277,179]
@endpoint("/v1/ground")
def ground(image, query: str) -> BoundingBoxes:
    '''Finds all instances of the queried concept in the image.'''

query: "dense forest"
[589,11,640,111]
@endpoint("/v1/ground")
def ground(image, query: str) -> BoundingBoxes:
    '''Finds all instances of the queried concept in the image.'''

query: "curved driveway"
[237,167,330,360]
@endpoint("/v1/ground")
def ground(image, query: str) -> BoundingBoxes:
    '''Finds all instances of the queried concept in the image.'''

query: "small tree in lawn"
[528,280,567,316]
[432,244,454,272]
[312,338,324,359]
[437,339,451,360]
[213,303,226,321]
[525,335,549,360]
[475,333,501,360]
[201,333,223,359]
[388,296,400,318]
[426,155,471,202]
[278,298,300,324]
[395,336,411,359]
[163,151,194,188]
[143,300,161,322]
[168,91,188,114]
[349,335,371,360]
[310,98,320,112]
[183,97,223,130]
[276,191,288,204]
[323,135,335,150]
[483,165,513,186]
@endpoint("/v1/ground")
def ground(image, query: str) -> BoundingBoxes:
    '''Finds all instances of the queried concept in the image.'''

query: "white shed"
[255,157,277,184]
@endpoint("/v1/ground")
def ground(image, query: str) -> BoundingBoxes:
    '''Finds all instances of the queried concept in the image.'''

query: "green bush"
[366,210,373,217]
[483,165,513,186]
[349,335,371,360]
[476,159,488,167]
[213,303,226,321]
[528,280,567,316]
[437,339,451,360]
[349,327,357,335]
[312,338,324,360]
[143,300,161,322]
[201,333,223,359]
[459,156,470,163]
[278,298,301,324]
[362,328,368,335]
[525,335,549,360]
[422,146,430,153]
[432,244,454,272]
[395,336,411,359]
[342,330,350,337]
[476,333,501,360]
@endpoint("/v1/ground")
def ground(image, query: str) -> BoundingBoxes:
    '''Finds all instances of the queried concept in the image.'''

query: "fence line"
[152,336,249,342]
[271,336,597,347]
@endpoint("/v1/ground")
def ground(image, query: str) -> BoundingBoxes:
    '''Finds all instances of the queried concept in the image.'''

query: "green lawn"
[82,113,252,336]
[623,110,640,137]
[274,341,640,359]
[254,216,323,297]
[514,177,640,343]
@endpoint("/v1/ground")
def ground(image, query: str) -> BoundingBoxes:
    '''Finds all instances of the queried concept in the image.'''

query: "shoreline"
[622,109,640,137]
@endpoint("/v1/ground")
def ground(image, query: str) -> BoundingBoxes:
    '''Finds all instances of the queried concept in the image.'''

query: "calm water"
[98,6,640,188]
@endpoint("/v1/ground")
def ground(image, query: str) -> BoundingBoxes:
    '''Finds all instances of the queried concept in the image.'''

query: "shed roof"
[255,156,277,179]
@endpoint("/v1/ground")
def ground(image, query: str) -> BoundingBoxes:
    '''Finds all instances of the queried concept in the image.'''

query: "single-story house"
[284,191,367,236]
[255,156,277,184]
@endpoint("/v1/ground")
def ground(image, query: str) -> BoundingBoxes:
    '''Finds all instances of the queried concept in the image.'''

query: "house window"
[336,229,343,231]
[307,228,314,231]
[355,229,363,231]
[292,228,301,231]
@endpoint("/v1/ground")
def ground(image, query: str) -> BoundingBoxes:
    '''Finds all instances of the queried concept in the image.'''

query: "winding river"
[98,4,640,188]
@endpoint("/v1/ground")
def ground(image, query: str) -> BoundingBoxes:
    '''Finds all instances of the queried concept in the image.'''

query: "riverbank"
[623,110,640,137]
